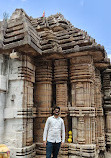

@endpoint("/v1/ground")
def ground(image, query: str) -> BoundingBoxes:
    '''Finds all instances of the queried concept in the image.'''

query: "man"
[43,106,65,158]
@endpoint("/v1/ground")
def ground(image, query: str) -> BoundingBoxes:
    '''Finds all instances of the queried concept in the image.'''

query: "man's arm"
[43,118,49,147]
[61,119,65,146]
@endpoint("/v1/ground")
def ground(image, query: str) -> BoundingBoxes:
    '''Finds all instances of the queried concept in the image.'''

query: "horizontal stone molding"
[36,107,68,117]
[10,143,36,158]
[36,142,68,156]
[68,144,96,157]
[4,107,36,119]
[69,107,95,117]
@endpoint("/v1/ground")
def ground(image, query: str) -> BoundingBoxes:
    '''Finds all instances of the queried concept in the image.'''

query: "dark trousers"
[46,141,61,158]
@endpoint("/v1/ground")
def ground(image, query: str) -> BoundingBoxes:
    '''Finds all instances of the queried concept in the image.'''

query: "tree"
[3,12,9,21]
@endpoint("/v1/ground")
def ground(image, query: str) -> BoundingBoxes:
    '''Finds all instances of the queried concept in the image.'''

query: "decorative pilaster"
[69,55,96,157]
[94,69,105,151]
[102,68,111,150]
[54,59,69,141]
[34,60,52,144]
[3,55,36,158]
[54,59,68,108]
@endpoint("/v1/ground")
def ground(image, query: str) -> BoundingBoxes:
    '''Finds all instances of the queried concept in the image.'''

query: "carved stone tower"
[0,9,110,158]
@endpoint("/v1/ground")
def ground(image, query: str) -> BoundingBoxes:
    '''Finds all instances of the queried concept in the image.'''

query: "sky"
[0,0,111,59]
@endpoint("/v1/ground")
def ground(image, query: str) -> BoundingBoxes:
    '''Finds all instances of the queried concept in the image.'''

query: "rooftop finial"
[42,11,45,17]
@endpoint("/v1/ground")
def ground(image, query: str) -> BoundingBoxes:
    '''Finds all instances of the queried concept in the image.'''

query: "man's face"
[54,109,60,116]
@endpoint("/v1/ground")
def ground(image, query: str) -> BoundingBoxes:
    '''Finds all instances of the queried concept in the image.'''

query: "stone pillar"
[34,60,52,144]
[69,55,96,158]
[94,69,105,151]
[3,55,36,158]
[54,59,69,141]
[102,68,111,153]
[54,59,68,107]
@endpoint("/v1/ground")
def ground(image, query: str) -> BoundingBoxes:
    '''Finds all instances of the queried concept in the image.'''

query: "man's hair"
[52,106,60,115]
[53,106,60,111]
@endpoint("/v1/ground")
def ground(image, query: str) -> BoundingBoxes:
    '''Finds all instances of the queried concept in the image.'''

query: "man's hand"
[61,142,64,147]
[43,141,46,147]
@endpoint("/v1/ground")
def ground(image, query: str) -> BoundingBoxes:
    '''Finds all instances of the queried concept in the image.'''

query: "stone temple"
[0,8,111,158]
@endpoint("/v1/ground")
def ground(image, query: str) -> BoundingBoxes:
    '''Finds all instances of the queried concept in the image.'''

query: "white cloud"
[107,53,111,59]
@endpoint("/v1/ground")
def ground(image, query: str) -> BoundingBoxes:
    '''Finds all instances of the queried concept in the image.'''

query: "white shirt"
[43,115,65,143]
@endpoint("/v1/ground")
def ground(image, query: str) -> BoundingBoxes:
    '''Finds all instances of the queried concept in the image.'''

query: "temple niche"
[0,8,111,158]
